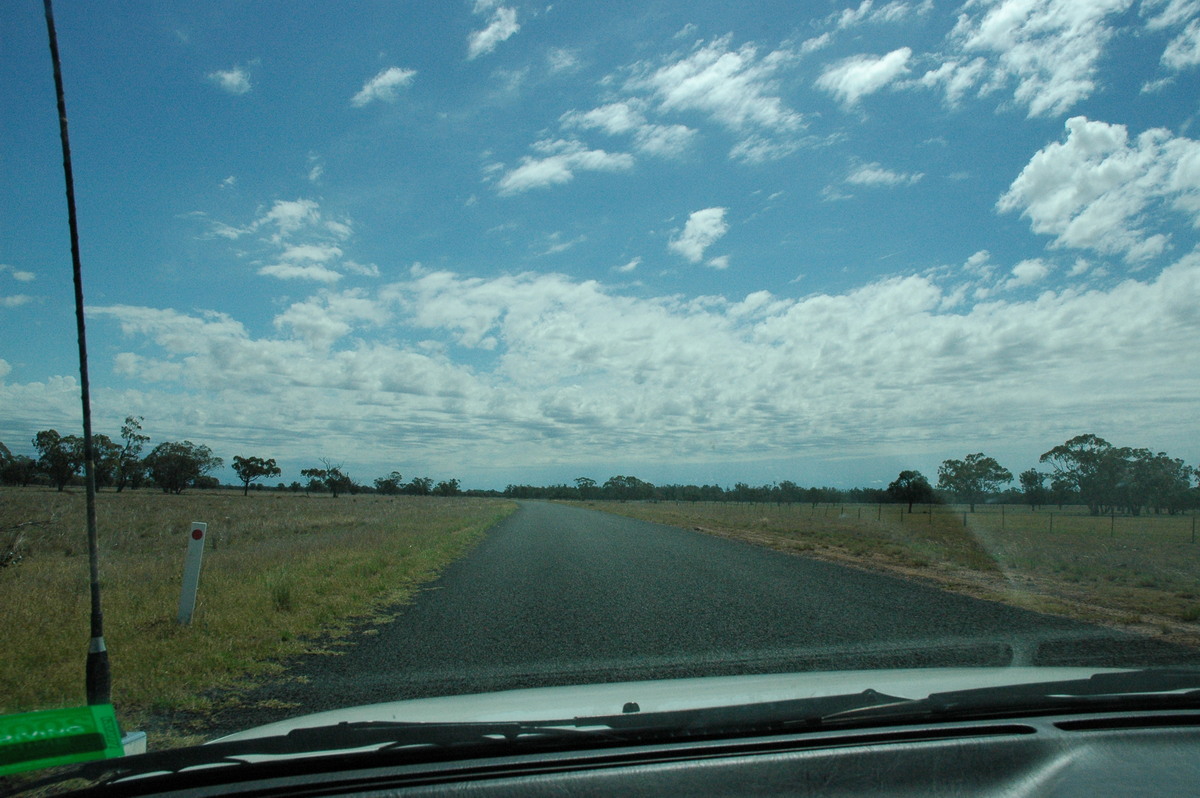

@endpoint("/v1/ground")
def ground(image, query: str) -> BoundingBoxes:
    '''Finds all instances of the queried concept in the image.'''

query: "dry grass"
[574,501,1200,644]
[0,488,515,733]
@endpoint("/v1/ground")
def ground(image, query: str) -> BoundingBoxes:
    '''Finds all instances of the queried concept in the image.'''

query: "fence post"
[177,522,207,625]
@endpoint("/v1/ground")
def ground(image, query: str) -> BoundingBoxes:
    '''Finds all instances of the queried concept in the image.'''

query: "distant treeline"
[3,427,1196,516]
[504,435,1198,517]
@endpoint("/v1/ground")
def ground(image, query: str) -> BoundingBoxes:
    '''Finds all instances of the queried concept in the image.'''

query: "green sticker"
[0,704,124,776]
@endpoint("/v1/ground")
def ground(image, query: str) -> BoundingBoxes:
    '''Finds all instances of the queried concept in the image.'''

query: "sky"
[2,0,1199,490]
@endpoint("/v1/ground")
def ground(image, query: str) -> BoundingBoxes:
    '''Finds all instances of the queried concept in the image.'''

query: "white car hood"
[213,666,1124,744]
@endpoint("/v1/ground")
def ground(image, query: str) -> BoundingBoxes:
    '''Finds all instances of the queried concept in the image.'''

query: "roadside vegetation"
[0,488,515,737]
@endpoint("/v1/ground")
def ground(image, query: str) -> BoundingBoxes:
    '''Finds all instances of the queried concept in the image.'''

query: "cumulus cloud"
[468,5,520,59]
[207,66,251,95]
[205,198,374,282]
[39,254,1197,481]
[669,207,729,263]
[493,139,634,195]
[625,35,804,161]
[998,116,1200,261]
[815,47,912,107]
[561,101,698,159]
[936,0,1133,117]
[351,66,416,107]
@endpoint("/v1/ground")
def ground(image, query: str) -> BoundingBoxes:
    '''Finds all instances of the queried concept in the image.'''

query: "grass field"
[574,500,1200,645]
[0,488,515,736]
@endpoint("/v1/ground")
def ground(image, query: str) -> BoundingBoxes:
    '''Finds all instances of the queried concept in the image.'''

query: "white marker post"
[177,522,207,625]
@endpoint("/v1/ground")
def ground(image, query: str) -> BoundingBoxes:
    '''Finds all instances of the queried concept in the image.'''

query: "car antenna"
[43,0,112,706]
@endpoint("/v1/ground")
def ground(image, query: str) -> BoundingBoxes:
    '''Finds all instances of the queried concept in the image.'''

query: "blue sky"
[2,0,1199,490]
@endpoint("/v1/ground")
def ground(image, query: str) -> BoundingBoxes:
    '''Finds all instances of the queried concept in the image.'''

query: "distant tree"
[602,475,655,501]
[115,415,149,491]
[144,441,223,494]
[301,459,352,498]
[405,476,434,496]
[89,433,123,490]
[435,478,461,497]
[232,455,282,496]
[1,452,38,487]
[1040,434,1122,515]
[574,476,597,500]
[1127,450,1193,515]
[936,453,1013,512]
[1018,469,1047,510]
[374,471,404,495]
[33,429,83,491]
[887,470,934,513]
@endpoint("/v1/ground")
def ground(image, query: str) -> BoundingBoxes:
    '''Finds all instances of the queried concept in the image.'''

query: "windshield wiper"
[23,670,1200,794]
[34,688,904,792]
[820,668,1200,726]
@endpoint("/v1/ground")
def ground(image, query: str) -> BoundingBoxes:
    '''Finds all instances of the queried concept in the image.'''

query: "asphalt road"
[209,501,1197,732]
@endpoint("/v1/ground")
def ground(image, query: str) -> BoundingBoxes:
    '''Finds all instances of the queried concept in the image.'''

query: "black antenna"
[43,0,112,706]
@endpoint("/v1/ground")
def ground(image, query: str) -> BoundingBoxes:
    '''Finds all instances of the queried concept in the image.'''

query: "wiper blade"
[54,689,906,788]
[821,668,1200,725]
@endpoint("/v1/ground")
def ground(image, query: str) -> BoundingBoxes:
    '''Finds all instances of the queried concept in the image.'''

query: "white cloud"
[815,47,912,107]
[494,139,634,195]
[207,66,251,95]
[669,207,729,263]
[351,66,417,107]
[1,295,32,308]
[846,161,924,187]
[42,255,1198,482]
[1005,258,1052,288]
[625,35,804,161]
[468,5,520,60]
[615,257,641,273]
[831,0,933,29]
[918,57,989,107]
[942,0,1133,117]
[561,102,697,159]
[998,116,1200,261]
[547,48,581,72]
[1162,19,1200,69]
[206,198,369,282]
[0,265,35,282]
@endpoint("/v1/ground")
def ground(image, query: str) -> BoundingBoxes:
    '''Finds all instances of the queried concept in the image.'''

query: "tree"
[936,453,1013,512]
[144,441,223,494]
[435,478,461,497]
[301,459,353,498]
[405,476,434,496]
[374,471,404,495]
[33,429,83,491]
[1018,469,1046,510]
[887,470,933,513]
[574,476,597,500]
[232,455,282,496]
[115,415,149,491]
[1040,434,1122,515]
[90,433,123,489]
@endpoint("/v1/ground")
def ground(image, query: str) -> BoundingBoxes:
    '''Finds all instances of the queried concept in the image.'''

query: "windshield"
[2,0,1200,789]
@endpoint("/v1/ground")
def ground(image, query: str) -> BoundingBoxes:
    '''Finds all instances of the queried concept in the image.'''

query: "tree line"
[2,428,1195,513]
[0,418,462,498]
[504,434,1197,516]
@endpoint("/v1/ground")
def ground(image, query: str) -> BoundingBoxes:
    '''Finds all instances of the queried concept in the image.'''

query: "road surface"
[209,501,1195,732]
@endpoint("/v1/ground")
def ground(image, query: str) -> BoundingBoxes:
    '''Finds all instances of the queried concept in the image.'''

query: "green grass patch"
[0,488,515,733]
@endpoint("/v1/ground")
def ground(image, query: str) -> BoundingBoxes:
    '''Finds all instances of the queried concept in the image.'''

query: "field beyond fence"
[0,488,515,740]
[575,500,1200,645]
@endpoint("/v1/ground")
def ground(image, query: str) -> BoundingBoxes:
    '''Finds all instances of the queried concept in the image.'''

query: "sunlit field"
[576,501,1200,645]
[0,488,515,735]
